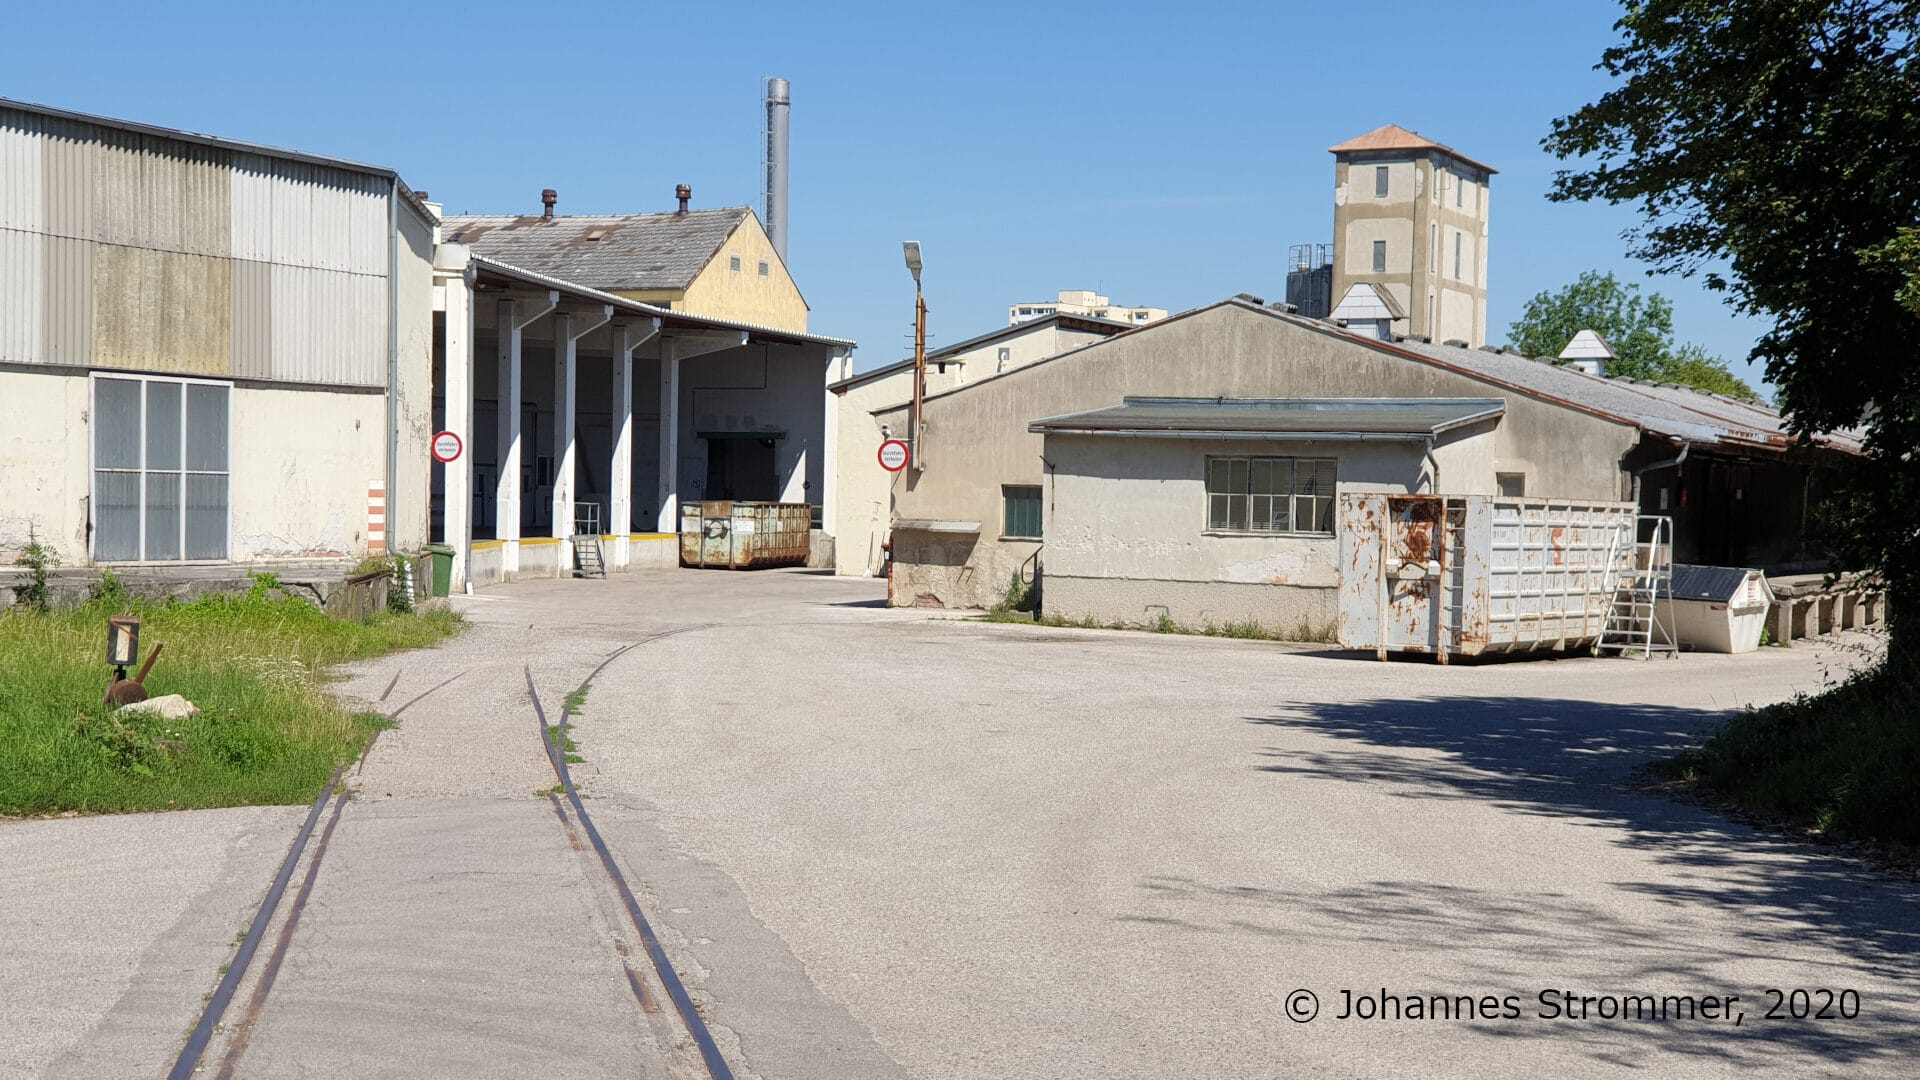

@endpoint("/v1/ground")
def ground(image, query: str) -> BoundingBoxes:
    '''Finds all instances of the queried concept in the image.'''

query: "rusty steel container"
[1337,493,1637,660]
[678,501,812,570]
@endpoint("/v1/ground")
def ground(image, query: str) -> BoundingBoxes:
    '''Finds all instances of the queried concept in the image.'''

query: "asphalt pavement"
[3,567,1913,1079]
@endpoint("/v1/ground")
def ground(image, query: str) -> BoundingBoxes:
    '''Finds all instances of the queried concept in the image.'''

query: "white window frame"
[1204,456,1337,536]
[1372,240,1387,274]
[1375,165,1389,198]
[89,372,234,565]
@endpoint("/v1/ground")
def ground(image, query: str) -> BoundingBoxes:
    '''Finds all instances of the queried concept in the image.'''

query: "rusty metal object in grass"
[105,640,166,706]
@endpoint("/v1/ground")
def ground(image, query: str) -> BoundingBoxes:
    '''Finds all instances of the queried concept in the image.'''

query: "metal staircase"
[1598,515,1677,658]
[572,503,607,579]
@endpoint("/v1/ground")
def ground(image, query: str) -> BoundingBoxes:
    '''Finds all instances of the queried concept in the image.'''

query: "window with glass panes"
[1003,485,1043,539]
[1205,457,1336,534]
[93,376,230,561]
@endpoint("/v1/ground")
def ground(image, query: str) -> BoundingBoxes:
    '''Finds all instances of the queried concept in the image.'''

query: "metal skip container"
[1337,493,1638,659]
[678,501,813,570]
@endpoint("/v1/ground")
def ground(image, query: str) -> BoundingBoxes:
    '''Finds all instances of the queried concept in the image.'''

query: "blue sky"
[3,0,1769,385]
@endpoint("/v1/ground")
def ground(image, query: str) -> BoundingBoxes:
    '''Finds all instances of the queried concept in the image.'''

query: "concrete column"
[821,347,849,537]
[609,332,633,565]
[495,292,556,576]
[496,299,522,573]
[553,313,577,572]
[656,336,681,533]
[442,267,472,589]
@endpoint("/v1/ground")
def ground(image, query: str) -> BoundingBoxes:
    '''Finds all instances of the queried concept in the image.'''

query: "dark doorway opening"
[703,435,779,501]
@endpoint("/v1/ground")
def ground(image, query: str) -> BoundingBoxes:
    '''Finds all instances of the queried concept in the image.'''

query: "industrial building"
[1009,290,1165,327]
[0,98,438,571]
[1289,124,1494,346]
[829,312,1131,575]
[0,96,855,595]
[877,298,1856,627]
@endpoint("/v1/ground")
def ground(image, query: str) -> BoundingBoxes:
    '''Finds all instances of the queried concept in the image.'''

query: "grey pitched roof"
[442,208,755,291]
[1029,397,1506,439]
[1370,326,1859,453]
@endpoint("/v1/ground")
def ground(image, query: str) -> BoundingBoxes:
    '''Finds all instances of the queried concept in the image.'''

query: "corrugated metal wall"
[0,106,392,387]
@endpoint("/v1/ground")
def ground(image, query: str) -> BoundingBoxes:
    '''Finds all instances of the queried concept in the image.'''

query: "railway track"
[168,627,724,1079]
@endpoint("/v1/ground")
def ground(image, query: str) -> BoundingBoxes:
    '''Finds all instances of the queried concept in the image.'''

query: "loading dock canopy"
[1027,397,1505,440]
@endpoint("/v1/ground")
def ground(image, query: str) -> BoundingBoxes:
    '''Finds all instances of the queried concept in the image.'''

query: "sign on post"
[431,431,463,463]
[877,438,910,472]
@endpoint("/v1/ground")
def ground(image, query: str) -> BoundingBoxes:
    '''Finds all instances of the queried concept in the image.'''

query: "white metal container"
[1337,493,1638,659]
[1664,565,1775,653]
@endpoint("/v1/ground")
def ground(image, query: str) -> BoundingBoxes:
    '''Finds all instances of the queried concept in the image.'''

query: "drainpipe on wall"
[387,179,401,556]
[1631,439,1689,509]
[1423,436,1440,494]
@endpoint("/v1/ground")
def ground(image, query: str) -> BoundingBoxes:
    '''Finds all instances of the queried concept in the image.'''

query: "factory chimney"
[764,76,790,261]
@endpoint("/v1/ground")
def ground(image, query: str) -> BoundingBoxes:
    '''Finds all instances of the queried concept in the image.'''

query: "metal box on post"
[678,501,812,569]
[1337,494,1638,659]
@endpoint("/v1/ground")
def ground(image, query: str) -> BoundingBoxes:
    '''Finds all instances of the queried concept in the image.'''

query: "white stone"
[117,694,199,720]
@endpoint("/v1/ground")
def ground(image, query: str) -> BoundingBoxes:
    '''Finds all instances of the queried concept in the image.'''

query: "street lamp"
[903,241,927,470]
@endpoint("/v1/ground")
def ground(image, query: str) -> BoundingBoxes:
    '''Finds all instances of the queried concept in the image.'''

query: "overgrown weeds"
[1658,640,1917,850]
[0,580,462,815]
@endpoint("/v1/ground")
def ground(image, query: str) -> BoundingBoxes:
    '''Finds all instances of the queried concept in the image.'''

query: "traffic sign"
[431,430,463,464]
[877,438,910,472]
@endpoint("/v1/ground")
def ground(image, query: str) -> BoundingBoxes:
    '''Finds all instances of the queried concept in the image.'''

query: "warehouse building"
[0,97,437,571]
[829,312,1130,576]
[878,298,1856,625]
[0,98,857,595]
[428,250,852,588]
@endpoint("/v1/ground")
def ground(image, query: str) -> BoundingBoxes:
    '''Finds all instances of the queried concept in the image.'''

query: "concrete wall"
[1036,432,1461,631]
[675,216,808,332]
[0,368,91,562]
[390,206,436,554]
[230,384,386,559]
[878,302,1636,610]
[0,367,390,565]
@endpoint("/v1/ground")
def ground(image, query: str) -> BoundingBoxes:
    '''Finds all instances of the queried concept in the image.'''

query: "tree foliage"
[1507,270,1764,400]
[1544,0,1920,616]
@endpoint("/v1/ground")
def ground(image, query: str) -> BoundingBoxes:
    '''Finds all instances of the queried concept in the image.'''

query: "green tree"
[1507,271,1764,401]
[1543,0,1920,640]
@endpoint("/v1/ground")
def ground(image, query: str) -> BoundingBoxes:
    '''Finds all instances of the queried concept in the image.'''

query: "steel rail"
[167,668,466,1080]
[524,624,731,1080]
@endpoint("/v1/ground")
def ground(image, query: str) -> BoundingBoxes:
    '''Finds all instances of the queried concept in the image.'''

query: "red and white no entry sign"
[877,438,910,472]
[431,430,463,463]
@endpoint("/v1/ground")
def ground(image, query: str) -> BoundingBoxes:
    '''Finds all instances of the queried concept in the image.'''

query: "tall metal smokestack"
[763,76,790,262]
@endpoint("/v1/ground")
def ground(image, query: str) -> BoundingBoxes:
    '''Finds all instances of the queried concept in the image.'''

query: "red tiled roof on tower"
[1328,124,1498,174]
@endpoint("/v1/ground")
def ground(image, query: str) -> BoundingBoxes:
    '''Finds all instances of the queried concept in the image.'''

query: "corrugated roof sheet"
[443,209,752,291]
[1365,324,1861,453]
[1030,396,1506,437]
[469,255,855,348]
[1328,123,1498,174]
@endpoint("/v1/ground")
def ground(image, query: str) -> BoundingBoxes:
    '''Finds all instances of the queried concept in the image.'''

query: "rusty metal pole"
[911,283,926,470]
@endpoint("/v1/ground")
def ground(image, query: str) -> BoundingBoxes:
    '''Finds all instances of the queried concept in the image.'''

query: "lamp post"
[903,240,926,471]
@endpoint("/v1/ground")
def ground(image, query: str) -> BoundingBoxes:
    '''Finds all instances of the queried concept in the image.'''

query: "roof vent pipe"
[675,184,692,215]
[540,189,557,219]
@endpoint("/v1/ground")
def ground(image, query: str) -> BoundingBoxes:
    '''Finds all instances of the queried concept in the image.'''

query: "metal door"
[1382,496,1448,654]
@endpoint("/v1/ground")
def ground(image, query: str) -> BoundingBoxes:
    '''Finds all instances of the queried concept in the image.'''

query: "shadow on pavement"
[1206,695,1920,1071]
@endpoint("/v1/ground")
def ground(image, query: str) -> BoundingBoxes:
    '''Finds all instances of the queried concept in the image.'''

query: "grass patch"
[1658,651,1919,850]
[0,582,461,815]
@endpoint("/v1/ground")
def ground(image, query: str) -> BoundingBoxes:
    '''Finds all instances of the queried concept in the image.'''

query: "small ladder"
[572,502,607,579]
[1598,515,1678,659]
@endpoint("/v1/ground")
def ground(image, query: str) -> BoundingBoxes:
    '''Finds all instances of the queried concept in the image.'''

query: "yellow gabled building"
[443,189,808,332]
